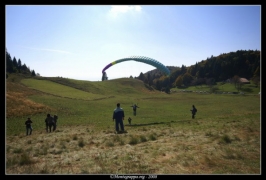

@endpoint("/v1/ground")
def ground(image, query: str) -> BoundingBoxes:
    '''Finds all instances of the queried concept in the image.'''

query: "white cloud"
[108,5,142,18]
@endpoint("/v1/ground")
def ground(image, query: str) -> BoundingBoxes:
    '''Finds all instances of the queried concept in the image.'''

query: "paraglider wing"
[102,63,113,73]
[102,56,170,76]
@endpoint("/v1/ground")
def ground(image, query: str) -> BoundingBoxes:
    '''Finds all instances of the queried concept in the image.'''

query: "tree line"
[135,50,260,93]
[6,48,260,93]
[6,48,37,77]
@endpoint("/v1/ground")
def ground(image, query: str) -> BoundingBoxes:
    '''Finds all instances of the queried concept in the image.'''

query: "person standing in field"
[25,117,33,135]
[131,104,140,116]
[45,114,55,132]
[113,103,125,133]
[190,105,197,119]
[53,115,58,131]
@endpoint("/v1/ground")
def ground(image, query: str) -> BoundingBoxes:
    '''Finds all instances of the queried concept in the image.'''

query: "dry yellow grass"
[6,82,53,118]
[6,123,260,174]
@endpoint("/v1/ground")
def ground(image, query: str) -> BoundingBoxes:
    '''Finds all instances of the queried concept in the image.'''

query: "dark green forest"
[6,48,37,77]
[137,50,260,92]
[6,48,260,92]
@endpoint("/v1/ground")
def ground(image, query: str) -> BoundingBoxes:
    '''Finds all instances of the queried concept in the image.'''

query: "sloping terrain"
[5,74,261,175]
[34,76,157,95]
[6,78,53,118]
[6,75,158,118]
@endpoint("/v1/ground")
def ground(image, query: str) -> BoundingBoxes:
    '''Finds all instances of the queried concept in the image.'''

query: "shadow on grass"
[125,120,191,127]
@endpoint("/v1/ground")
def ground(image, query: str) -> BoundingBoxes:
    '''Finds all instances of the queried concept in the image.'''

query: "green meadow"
[6,75,261,174]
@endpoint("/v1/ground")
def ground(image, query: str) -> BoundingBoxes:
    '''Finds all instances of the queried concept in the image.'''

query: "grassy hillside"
[172,82,260,94]
[5,74,261,174]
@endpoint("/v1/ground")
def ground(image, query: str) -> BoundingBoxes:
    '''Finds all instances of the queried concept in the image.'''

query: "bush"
[19,153,33,165]
[129,136,138,145]
[149,134,157,141]
[221,135,232,144]
[140,135,147,142]
[78,139,85,147]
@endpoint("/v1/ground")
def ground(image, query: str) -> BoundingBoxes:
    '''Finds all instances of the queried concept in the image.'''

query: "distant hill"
[6,74,161,118]
[6,49,260,93]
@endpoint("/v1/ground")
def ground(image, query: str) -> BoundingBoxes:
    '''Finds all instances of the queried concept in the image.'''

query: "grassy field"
[6,74,261,174]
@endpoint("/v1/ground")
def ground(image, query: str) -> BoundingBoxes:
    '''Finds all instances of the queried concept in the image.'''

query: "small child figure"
[128,117,132,125]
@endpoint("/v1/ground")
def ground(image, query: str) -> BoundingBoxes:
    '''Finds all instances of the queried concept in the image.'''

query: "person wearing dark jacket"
[190,105,197,119]
[25,117,33,135]
[45,114,54,132]
[113,103,125,133]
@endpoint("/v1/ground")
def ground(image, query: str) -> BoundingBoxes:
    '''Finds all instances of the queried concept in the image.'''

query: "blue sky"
[5,5,261,81]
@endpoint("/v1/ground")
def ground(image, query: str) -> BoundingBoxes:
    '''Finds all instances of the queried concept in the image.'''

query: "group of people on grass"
[112,103,139,134]
[24,114,58,135]
[45,114,58,133]
[25,103,197,135]
[113,102,198,134]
